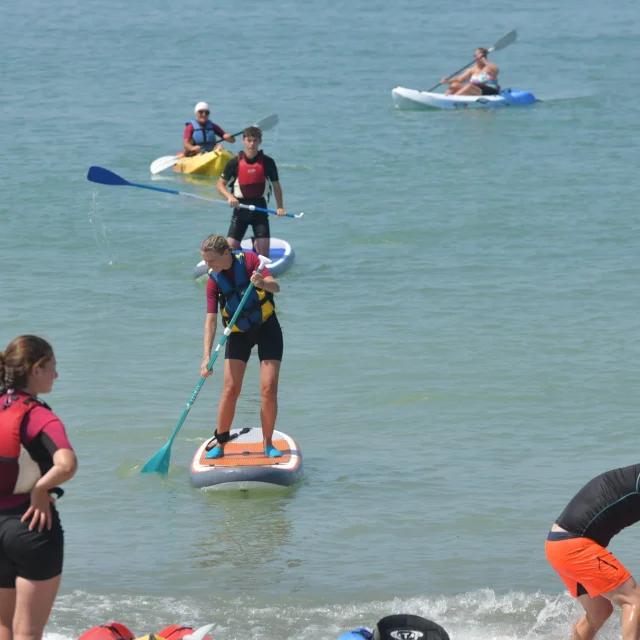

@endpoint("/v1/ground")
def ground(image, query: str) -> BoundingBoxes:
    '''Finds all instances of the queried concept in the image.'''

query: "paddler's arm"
[441,68,473,84]
[216,176,239,208]
[201,312,217,378]
[183,123,201,154]
[250,272,280,294]
[184,139,201,154]
[23,448,77,532]
[31,448,77,495]
[272,181,286,216]
[212,123,235,144]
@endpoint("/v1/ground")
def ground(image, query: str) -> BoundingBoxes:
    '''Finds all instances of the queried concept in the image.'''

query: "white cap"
[194,101,210,114]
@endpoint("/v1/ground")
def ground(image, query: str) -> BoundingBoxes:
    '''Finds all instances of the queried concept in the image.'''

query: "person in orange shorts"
[546,463,640,640]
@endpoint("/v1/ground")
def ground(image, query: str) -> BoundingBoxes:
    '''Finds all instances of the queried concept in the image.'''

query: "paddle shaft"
[210,126,245,146]
[129,180,301,218]
[427,61,476,92]
[186,128,242,154]
[213,112,278,145]
[162,260,269,450]
[237,203,303,219]
[426,29,517,92]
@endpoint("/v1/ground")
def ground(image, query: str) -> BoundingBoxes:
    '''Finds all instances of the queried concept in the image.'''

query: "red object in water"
[78,623,135,640]
[157,626,212,640]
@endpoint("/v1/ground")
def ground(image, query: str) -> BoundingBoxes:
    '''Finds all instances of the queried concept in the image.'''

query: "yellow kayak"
[173,149,234,177]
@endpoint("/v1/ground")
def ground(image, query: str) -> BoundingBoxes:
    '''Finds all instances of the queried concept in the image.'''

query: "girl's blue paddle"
[87,166,305,218]
[139,255,271,475]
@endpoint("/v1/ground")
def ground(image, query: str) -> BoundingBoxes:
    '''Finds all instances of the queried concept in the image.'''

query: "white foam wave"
[44,588,625,640]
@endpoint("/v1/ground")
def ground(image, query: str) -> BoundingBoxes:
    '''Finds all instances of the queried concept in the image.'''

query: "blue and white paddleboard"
[194,237,294,281]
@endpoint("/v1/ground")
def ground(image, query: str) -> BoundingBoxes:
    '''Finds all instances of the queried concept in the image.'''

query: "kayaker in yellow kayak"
[441,47,501,96]
[183,102,235,157]
[216,126,286,259]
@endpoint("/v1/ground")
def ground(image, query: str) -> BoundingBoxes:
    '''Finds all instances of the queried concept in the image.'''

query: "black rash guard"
[556,464,640,547]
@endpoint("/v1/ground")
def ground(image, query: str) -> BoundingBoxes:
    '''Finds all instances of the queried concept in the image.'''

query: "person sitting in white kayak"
[183,101,235,157]
[440,47,500,96]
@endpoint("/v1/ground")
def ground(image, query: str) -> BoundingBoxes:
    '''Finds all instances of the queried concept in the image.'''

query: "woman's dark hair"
[0,335,54,391]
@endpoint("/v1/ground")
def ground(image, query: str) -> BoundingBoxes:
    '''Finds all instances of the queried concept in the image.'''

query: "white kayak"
[194,237,294,281]
[392,86,537,110]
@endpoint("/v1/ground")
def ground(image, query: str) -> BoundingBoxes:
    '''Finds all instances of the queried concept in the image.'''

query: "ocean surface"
[2,0,640,638]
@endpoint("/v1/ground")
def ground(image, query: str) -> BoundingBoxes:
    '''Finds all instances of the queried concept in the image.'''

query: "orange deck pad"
[199,438,292,467]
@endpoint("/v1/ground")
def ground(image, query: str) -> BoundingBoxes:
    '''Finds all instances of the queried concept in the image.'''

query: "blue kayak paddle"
[139,254,272,475]
[87,166,305,219]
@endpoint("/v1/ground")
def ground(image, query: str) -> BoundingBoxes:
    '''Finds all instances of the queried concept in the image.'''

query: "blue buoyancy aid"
[187,119,217,152]
[208,252,274,332]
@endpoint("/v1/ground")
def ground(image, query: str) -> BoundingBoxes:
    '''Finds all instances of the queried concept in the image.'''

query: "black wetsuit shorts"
[225,313,283,363]
[0,501,64,587]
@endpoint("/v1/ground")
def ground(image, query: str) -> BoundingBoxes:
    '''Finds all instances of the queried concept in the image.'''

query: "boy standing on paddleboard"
[216,126,286,261]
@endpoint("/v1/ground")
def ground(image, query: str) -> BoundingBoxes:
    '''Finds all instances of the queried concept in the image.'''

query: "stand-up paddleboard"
[190,427,302,490]
[194,237,294,281]
[392,86,537,110]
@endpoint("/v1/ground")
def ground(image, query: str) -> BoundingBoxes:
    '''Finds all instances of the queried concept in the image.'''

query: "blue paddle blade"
[140,443,171,474]
[87,166,131,187]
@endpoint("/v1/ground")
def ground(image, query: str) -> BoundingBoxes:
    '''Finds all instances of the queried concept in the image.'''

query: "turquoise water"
[2,0,640,637]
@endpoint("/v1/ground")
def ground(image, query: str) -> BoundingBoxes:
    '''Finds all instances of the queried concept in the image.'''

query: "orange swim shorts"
[545,534,632,598]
